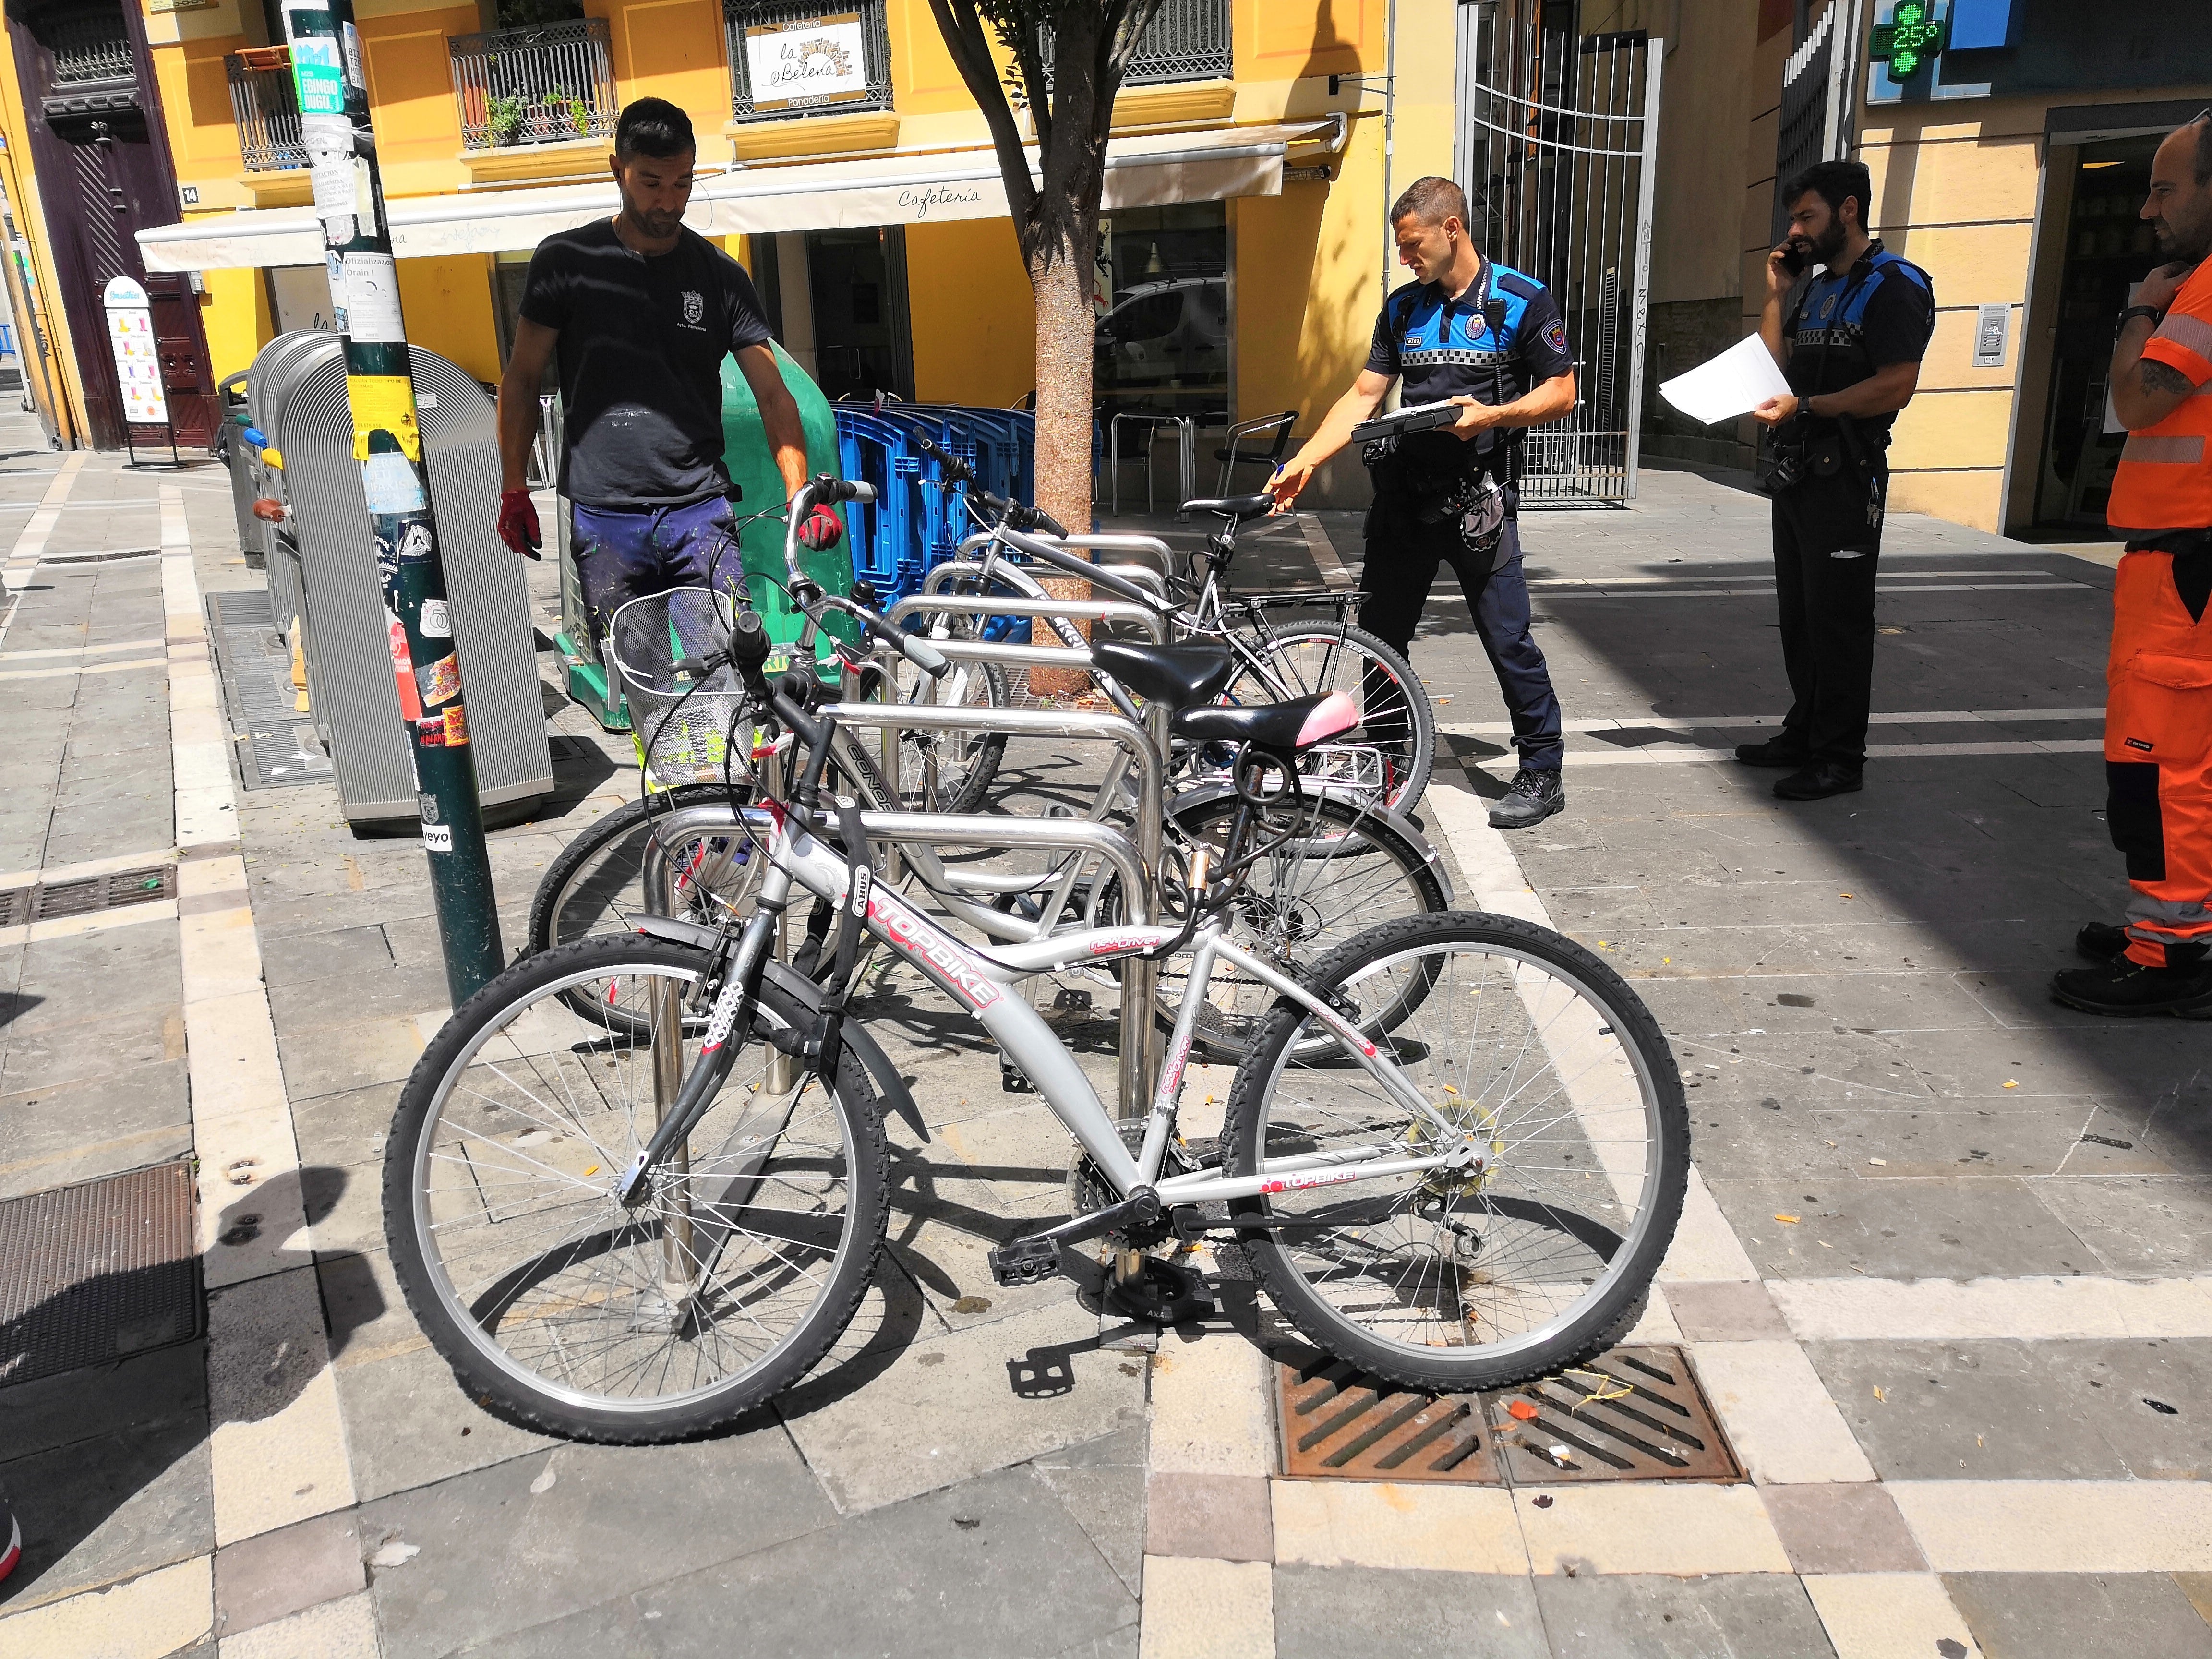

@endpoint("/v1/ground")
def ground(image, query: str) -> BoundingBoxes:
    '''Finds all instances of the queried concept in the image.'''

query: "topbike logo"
[868,889,1002,1010]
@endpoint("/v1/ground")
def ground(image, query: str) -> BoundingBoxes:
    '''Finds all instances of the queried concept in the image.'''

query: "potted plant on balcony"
[488,93,526,147]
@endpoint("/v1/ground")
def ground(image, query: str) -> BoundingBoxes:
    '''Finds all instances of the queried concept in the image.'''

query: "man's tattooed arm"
[2139,357,2198,398]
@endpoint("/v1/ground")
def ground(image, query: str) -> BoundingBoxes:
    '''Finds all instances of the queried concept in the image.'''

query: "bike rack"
[887,594,1168,642]
[926,558,1170,605]
[817,696,1165,1122]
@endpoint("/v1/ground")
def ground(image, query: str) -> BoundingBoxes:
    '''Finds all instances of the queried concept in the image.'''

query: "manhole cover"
[1274,1344,1741,1485]
[0,1162,202,1389]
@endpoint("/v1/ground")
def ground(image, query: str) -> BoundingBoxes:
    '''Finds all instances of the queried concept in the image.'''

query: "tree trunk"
[1026,209,1098,697]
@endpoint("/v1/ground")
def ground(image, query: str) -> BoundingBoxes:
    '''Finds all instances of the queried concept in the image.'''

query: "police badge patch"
[681,289,704,326]
[1541,318,1568,354]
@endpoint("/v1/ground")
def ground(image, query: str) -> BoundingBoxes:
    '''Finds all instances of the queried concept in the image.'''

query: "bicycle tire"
[385,935,888,1443]
[887,591,1011,814]
[1226,623,1434,816]
[526,782,754,958]
[1222,911,1687,1394]
[1104,792,1449,1064]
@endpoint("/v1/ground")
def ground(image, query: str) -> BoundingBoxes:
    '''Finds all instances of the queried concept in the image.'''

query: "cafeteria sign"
[745,12,867,110]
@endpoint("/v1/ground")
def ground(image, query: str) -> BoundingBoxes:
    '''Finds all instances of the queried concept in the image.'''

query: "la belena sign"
[744,12,868,110]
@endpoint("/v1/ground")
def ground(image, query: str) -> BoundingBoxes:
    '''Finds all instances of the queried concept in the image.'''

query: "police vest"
[2108,263,2212,538]
[1785,244,1933,438]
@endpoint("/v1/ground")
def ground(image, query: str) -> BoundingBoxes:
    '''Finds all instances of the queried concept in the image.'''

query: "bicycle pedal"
[987,1236,1061,1288]
[1000,1061,1034,1094]
[1052,988,1092,1012]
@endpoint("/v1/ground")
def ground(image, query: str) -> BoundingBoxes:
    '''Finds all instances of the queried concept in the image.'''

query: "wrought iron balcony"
[726,0,892,124]
[225,47,308,174]
[448,18,618,151]
[1121,0,1232,86]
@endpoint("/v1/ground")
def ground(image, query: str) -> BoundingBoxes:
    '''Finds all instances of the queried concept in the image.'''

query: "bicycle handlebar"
[782,473,878,595]
[915,434,1067,538]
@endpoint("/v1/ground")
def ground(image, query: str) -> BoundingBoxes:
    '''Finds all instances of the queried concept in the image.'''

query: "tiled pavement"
[0,414,2208,1658]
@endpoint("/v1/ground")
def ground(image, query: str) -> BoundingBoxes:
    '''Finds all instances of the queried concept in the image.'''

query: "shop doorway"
[2031,135,2163,529]
[6,0,218,449]
[1094,203,1228,422]
[753,228,913,403]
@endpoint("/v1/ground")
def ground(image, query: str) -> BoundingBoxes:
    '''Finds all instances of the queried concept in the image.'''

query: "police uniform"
[1769,241,1935,769]
[1359,260,1575,774]
[2098,259,2212,973]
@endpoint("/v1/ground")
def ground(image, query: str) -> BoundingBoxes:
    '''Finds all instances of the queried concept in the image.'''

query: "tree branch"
[926,0,1038,234]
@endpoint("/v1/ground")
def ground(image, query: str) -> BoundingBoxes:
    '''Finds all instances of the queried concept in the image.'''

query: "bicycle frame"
[700,797,1471,1204]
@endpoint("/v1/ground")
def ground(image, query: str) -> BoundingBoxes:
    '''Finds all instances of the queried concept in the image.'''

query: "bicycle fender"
[632,915,721,951]
[761,962,929,1144]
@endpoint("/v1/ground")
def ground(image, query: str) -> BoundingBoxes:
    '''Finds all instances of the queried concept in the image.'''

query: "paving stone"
[331,1343,554,1503]
[1942,1572,2212,1659]
[1806,1338,2212,1482]
[1034,1426,1147,1599]
[0,1001,184,1093]
[622,1466,1136,1659]
[360,1430,835,1659]
[0,1058,189,1172]
[0,1409,211,1611]
[1271,1565,1548,1659]
[1144,1473,1271,1563]
[1531,1572,1839,1659]
[213,1509,366,1638]
[778,1295,1145,1514]
[1759,1483,1928,1574]
[1663,1280,1792,1341]
[257,925,395,989]
[2032,1178,2212,1275]
[1706,1177,2097,1279]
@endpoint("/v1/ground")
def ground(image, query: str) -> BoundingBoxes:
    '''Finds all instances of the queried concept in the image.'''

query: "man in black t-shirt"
[1269,176,1578,830]
[1743,159,1935,802]
[493,97,843,641]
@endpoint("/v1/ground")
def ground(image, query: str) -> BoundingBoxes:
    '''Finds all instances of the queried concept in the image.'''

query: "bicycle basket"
[607,587,750,786]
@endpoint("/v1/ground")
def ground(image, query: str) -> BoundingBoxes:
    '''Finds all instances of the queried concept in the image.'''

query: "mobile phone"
[1777,241,1809,278]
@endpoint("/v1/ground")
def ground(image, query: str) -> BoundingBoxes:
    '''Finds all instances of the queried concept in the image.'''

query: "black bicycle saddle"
[1178,493,1277,523]
[1172,690,1359,752]
[1091,640,1238,710]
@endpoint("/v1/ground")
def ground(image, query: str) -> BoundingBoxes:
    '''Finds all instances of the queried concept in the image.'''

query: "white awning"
[138,121,1336,273]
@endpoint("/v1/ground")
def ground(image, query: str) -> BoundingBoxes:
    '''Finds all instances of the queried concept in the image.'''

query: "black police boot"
[1489,768,1565,830]
[2051,946,2212,1018]
[1734,734,1811,768]
[1773,762,1863,801]
[2075,922,2130,963]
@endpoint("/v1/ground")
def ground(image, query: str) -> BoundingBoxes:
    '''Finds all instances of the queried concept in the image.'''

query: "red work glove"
[795,503,845,552]
[497,489,541,560]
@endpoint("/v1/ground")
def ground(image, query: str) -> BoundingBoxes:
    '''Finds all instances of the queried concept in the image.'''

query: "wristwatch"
[2117,304,2164,335]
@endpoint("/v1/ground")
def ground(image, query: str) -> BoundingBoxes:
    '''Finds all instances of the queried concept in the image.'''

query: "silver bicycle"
[384,479,1687,1443]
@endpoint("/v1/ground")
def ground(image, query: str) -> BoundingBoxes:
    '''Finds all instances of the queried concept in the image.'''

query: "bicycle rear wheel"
[1225,624,1433,816]
[1156,792,1449,1064]
[385,937,888,1443]
[1223,912,1687,1393]
[885,602,1010,814]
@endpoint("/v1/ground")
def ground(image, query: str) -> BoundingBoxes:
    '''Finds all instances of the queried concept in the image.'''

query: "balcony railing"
[1037,0,1231,91]
[449,18,618,151]
[225,47,307,173]
[1121,0,1232,85]
[726,0,892,124]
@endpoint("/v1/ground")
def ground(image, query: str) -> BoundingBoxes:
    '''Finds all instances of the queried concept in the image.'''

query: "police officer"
[1744,160,1934,801]
[1267,175,1576,830]
[2053,114,2212,1018]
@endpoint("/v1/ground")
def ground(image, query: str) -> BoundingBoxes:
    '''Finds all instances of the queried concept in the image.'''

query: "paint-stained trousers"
[2103,541,2212,968]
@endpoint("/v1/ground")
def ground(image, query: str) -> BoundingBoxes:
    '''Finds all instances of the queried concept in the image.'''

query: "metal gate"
[1772,0,1862,244]
[1454,3,1661,505]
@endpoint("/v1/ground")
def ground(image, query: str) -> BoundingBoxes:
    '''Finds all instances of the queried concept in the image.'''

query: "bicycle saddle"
[1172,690,1359,752]
[1179,492,1277,522]
[1091,640,1237,710]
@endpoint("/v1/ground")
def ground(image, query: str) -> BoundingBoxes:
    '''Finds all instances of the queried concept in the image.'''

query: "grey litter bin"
[260,335,553,828]
[246,330,333,643]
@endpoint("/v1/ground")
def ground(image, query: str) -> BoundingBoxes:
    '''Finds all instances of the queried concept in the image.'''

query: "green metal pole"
[283,0,503,1006]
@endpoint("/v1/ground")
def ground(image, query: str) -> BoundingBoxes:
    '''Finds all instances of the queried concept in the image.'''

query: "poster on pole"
[102,276,169,429]
[744,13,868,110]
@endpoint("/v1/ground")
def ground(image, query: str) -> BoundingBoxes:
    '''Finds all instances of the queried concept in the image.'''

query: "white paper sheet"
[1659,334,1793,426]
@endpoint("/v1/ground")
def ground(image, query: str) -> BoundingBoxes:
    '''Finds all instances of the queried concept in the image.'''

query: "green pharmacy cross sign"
[1871,0,1946,80]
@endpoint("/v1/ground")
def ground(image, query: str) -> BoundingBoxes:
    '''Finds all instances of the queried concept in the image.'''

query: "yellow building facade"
[0,0,1465,503]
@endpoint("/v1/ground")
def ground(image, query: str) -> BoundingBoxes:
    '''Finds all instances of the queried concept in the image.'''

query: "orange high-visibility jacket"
[2108,260,2212,537]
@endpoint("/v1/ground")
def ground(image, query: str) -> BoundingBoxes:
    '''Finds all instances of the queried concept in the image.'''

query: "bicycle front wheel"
[527,783,763,957]
[385,937,888,1443]
[1226,624,1434,816]
[1223,912,1687,1393]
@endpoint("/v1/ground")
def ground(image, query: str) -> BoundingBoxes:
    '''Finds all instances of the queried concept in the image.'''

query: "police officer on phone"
[1269,175,1577,830]
[1743,159,1934,800]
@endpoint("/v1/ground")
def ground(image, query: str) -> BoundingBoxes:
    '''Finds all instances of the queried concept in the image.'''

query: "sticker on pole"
[420,598,451,637]
[348,374,421,462]
[341,252,404,345]
[385,607,421,720]
[418,708,467,747]
[417,652,461,707]
[422,824,453,853]
[289,36,346,114]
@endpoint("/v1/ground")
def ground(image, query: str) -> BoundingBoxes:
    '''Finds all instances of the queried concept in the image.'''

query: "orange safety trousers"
[2104,549,2212,967]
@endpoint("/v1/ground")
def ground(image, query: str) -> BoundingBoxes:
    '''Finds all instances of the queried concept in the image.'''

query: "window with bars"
[225,47,307,172]
[448,17,618,150]
[1038,0,1232,89]
[47,8,134,84]
[725,1,892,123]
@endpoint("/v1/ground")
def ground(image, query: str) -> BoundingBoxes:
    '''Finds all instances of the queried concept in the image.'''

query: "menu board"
[102,276,168,429]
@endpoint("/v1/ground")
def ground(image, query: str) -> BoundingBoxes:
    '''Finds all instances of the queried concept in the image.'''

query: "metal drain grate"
[208,589,333,790]
[0,887,25,928]
[1274,1345,1741,1486]
[18,864,177,923]
[0,1162,202,1388]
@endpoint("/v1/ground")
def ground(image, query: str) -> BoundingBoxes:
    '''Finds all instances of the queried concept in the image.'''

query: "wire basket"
[607,587,749,787]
